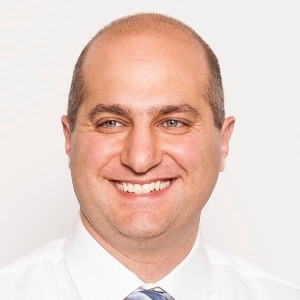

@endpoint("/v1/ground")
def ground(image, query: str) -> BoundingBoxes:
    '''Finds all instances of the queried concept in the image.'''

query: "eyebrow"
[88,104,132,120]
[88,103,201,120]
[153,104,200,118]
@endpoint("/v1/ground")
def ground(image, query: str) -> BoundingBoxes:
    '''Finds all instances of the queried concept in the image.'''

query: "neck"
[81,210,199,282]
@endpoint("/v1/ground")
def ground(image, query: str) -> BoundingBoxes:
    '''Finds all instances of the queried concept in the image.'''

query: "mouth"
[115,180,172,194]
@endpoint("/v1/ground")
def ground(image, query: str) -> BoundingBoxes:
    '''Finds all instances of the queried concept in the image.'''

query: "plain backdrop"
[0,0,299,285]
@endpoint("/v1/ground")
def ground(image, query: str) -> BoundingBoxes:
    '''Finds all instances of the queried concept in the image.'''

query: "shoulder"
[205,244,300,299]
[0,238,66,276]
[0,238,74,298]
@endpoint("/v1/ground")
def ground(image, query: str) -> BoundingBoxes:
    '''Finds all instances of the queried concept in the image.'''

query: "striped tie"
[124,287,174,300]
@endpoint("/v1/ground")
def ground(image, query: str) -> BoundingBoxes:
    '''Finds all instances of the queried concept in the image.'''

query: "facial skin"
[62,32,234,280]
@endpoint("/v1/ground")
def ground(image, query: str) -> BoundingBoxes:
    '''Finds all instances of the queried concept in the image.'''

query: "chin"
[115,214,171,240]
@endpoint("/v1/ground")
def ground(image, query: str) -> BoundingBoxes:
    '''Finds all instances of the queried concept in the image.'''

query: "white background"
[0,0,299,285]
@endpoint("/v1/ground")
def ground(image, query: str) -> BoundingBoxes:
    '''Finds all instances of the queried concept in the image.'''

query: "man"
[0,13,299,299]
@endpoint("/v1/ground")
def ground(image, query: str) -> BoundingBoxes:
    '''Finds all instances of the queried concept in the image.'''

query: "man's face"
[62,33,234,244]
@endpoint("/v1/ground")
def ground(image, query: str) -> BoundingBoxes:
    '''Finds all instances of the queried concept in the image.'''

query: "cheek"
[163,133,221,174]
[70,134,122,172]
[69,135,122,213]
[172,135,221,211]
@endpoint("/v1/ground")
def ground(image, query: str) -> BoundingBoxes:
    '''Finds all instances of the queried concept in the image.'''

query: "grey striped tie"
[124,288,174,300]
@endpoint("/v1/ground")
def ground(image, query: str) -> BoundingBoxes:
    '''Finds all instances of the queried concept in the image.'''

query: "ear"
[220,116,235,172]
[61,115,72,155]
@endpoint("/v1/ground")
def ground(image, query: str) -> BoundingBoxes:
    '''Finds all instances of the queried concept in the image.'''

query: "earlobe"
[220,156,226,172]
[220,116,235,172]
[61,115,72,155]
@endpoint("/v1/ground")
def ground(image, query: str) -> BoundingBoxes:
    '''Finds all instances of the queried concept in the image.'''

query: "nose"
[120,126,162,173]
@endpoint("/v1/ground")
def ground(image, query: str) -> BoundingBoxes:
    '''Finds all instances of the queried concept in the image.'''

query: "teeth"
[154,181,160,191]
[115,180,171,194]
[127,183,133,192]
[142,184,150,194]
[150,182,155,191]
[133,184,142,194]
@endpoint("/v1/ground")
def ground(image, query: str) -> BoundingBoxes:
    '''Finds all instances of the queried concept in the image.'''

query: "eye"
[95,118,128,133]
[158,118,191,134]
[164,120,183,128]
[101,120,122,128]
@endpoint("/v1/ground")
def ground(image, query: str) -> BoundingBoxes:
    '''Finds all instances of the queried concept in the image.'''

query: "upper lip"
[109,177,176,185]
[109,178,177,184]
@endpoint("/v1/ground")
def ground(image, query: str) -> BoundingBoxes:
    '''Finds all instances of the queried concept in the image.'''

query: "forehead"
[81,32,210,111]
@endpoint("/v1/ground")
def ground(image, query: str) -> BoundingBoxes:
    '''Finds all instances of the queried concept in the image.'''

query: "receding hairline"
[80,14,210,98]
[67,13,225,131]
[95,13,205,44]
[82,13,210,70]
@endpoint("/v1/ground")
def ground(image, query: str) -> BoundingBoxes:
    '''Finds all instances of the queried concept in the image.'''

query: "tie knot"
[124,287,174,300]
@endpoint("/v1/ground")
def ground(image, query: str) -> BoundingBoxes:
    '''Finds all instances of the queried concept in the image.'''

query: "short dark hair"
[67,13,225,131]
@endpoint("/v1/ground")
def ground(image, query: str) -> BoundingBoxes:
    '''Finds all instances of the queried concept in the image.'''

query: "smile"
[115,180,171,194]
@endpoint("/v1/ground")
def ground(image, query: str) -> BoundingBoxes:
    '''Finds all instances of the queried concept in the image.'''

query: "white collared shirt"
[1,214,300,299]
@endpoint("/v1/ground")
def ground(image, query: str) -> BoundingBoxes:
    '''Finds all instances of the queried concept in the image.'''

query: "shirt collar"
[64,214,213,300]
[156,228,213,299]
